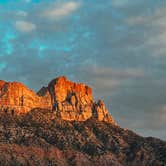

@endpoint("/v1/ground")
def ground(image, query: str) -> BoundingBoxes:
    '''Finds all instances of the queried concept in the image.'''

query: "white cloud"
[126,7,166,26]
[41,1,80,20]
[88,66,144,78]
[15,20,36,32]
[16,11,28,17]
[125,6,166,57]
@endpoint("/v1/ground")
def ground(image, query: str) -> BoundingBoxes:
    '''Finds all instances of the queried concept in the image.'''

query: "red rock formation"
[0,76,116,124]
[46,76,94,121]
[93,100,115,124]
[0,82,51,114]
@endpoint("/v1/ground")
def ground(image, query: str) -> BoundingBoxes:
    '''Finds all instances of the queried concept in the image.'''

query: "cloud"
[41,2,80,20]
[87,66,144,78]
[125,6,166,57]
[16,11,28,17]
[126,6,166,26]
[15,20,36,32]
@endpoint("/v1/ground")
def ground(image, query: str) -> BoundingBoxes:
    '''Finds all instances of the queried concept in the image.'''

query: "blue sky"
[0,0,166,140]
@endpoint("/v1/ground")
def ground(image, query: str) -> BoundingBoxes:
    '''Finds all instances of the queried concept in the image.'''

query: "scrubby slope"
[0,108,165,166]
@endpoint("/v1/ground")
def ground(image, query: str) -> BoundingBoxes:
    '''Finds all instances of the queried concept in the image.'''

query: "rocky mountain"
[0,76,165,166]
[0,76,115,123]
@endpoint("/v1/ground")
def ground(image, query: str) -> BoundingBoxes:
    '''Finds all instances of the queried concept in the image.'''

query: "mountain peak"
[0,76,116,124]
[47,76,93,104]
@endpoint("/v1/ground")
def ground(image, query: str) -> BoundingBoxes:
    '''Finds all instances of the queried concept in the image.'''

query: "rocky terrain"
[0,76,115,123]
[0,76,165,166]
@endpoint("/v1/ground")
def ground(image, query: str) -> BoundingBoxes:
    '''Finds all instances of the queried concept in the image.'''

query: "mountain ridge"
[0,76,165,166]
[0,76,115,124]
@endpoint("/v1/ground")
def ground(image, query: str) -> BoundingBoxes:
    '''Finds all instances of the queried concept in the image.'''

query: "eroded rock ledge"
[0,76,115,124]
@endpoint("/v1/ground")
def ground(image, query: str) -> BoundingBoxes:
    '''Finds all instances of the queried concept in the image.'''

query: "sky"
[0,0,166,140]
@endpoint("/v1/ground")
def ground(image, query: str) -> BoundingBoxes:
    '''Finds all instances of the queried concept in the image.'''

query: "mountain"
[0,76,115,123]
[0,76,165,166]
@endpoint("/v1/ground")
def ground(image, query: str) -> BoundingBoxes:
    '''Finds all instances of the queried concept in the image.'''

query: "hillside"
[0,76,165,166]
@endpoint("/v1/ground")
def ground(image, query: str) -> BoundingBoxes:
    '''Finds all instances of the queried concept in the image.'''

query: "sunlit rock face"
[46,76,93,121]
[0,76,116,124]
[0,81,52,114]
[93,100,115,124]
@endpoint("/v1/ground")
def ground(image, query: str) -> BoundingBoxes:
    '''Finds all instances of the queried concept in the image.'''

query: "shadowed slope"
[0,109,165,166]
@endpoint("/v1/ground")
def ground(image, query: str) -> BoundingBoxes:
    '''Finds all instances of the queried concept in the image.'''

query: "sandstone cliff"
[0,76,115,124]
[0,81,51,114]
[0,77,165,166]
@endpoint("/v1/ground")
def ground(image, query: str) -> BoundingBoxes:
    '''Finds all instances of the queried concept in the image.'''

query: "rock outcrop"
[0,77,165,166]
[0,76,116,124]
[0,81,51,114]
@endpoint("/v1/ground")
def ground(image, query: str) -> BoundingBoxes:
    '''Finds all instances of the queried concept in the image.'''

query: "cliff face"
[0,77,165,166]
[0,81,51,114]
[0,76,115,124]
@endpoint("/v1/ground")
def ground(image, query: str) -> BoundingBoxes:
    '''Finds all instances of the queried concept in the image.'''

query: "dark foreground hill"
[0,108,165,166]
[0,76,165,166]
